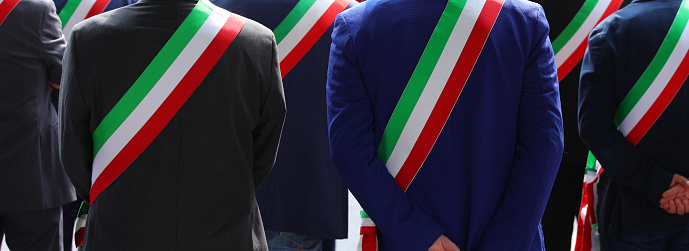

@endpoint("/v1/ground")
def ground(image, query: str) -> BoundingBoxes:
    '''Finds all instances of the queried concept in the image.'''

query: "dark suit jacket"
[211,0,354,239]
[59,0,286,249]
[0,0,75,213]
[53,0,139,13]
[580,0,689,237]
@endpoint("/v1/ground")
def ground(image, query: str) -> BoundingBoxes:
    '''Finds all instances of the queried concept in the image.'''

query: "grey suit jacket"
[0,0,76,213]
[59,0,286,249]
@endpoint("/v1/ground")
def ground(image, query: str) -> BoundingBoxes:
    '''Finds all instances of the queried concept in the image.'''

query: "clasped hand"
[429,235,461,251]
[660,174,689,215]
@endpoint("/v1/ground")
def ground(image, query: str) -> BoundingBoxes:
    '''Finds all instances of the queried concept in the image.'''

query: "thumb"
[671,174,689,188]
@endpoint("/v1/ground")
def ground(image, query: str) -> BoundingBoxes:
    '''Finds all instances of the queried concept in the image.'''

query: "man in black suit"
[210,0,356,250]
[0,0,76,250]
[59,0,286,249]
[533,1,631,250]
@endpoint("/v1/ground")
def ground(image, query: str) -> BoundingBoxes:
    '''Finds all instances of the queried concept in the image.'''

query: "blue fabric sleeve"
[326,13,447,250]
[476,5,564,250]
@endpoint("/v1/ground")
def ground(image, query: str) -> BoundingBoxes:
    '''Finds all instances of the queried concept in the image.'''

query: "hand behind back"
[660,174,689,215]
[429,235,461,251]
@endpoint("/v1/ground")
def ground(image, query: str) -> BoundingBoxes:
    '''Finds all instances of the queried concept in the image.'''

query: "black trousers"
[0,205,63,251]
[542,163,585,251]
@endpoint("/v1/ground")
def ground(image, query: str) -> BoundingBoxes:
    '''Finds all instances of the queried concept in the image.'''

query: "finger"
[675,198,685,215]
[440,235,460,251]
[668,200,677,214]
[663,185,682,199]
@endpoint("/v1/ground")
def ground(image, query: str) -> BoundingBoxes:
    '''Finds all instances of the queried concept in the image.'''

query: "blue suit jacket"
[210,0,357,239]
[327,0,563,250]
[579,0,689,237]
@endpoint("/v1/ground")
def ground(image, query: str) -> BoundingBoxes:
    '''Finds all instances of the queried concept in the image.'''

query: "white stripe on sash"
[361,217,376,227]
[386,0,486,177]
[618,25,689,135]
[554,0,611,68]
[62,0,97,40]
[91,10,228,185]
[277,0,335,62]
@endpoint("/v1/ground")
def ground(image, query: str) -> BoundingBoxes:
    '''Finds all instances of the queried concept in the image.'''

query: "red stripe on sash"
[74,227,85,247]
[360,226,377,235]
[360,226,378,251]
[574,186,592,251]
[556,0,623,81]
[395,0,504,192]
[85,0,111,20]
[557,40,588,82]
[279,0,350,78]
[574,169,601,251]
[0,0,20,25]
[89,15,246,205]
[626,53,689,145]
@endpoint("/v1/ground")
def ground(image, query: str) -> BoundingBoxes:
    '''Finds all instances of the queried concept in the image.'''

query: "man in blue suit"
[210,0,356,250]
[326,0,564,250]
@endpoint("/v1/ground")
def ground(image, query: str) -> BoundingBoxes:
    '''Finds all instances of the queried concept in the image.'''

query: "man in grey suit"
[59,0,286,249]
[0,0,76,250]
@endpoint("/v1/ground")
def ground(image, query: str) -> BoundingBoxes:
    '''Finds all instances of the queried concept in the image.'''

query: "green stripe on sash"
[378,0,465,163]
[551,0,600,54]
[92,1,214,157]
[59,0,82,27]
[273,0,318,44]
[615,0,689,124]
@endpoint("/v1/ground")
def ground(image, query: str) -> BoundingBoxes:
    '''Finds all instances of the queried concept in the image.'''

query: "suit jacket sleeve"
[477,6,564,250]
[251,37,286,189]
[326,14,447,250]
[40,0,65,84]
[59,30,93,203]
[578,19,673,205]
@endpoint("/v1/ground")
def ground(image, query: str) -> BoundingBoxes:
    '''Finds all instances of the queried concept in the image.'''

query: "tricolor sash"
[357,211,378,251]
[274,0,352,77]
[73,203,89,247]
[90,0,244,205]
[574,0,689,250]
[59,0,111,40]
[552,0,622,81]
[358,0,504,249]
[73,0,245,247]
[0,0,19,26]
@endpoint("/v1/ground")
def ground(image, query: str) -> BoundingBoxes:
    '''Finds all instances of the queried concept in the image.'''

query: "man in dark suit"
[49,1,140,248]
[59,0,286,249]
[532,1,630,250]
[0,0,76,250]
[580,0,689,249]
[210,0,355,250]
